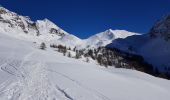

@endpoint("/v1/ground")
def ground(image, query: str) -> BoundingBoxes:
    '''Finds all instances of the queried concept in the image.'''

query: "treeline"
[48,43,170,80]
[50,44,70,56]
[106,47,170,80]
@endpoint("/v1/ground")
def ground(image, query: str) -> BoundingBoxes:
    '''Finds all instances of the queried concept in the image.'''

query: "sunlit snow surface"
[0,33,170,100]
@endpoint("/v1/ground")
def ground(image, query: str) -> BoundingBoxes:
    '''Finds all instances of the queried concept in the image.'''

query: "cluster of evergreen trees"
[50,44,69,56]
[49,43,170,80]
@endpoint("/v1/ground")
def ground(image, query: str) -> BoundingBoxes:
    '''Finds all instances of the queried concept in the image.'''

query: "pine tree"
[86,57,90,63]
[63,46,67,56]
[97,54,103,65]
[73,47,76,52]
[75,50,81,59]
[67,52,72,58]
[40,42,46,50]
[68,47,71,50]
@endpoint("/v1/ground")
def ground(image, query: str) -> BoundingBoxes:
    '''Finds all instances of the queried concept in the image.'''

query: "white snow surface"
[0,31,170,100]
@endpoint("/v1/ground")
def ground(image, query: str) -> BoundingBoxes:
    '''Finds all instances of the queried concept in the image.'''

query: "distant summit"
[80,29,138,49]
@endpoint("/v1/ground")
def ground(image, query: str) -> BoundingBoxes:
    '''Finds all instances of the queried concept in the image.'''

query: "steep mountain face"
[0,7,67,36]
[0,7,82,47]
[107,14,170,70]
[139,14,170,69]
[36,18,69,36]
[0,7,39,36]
[79,29,138,48]
[149,14,170,41]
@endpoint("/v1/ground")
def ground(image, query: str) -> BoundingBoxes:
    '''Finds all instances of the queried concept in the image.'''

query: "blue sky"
[1,0,170,39]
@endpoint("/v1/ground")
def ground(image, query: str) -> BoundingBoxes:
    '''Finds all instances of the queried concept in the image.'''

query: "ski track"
[45,68,111,100]
[55,85,74,100]
[0,50,111,100]
[0,51,50,100]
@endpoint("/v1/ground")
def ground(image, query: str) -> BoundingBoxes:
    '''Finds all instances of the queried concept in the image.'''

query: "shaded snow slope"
[139,37,170,69]
[0,32,170,100]
[107,34,146,53]
[107,33,170,69]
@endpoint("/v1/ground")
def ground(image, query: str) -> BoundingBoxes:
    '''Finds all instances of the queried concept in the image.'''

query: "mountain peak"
[0,6,10,14]
[0,6,6,10]
[107,28,113,32]
[42,18,53,23]
[102,29,138,39]
[0,6,17,15]
[149,13,170,41]
[80,29,138,49]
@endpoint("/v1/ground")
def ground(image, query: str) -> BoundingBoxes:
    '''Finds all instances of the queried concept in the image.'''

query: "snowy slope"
[107,33,170,69]
[107,34,146,53]
[0,30,170,100]
[139,37,170,69]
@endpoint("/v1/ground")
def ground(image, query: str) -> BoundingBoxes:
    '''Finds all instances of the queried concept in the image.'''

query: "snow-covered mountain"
[78,29,138,49]
[149,13,170,41]
[140,14,170,69]
[0,6,82,47]
[1,6,170,70]
[107,14,170,70]
[0,6,137,49]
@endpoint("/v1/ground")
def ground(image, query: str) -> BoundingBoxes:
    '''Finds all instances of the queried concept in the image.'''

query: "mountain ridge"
[0,6,138,48]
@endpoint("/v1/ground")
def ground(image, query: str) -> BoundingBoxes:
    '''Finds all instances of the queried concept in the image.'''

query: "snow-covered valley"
[0,31,170,100]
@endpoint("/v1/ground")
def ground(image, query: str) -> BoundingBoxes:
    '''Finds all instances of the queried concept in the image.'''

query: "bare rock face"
[149,14,170,41]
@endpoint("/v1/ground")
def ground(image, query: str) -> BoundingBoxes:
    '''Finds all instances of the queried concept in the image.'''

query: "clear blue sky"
[1,0,170,39]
